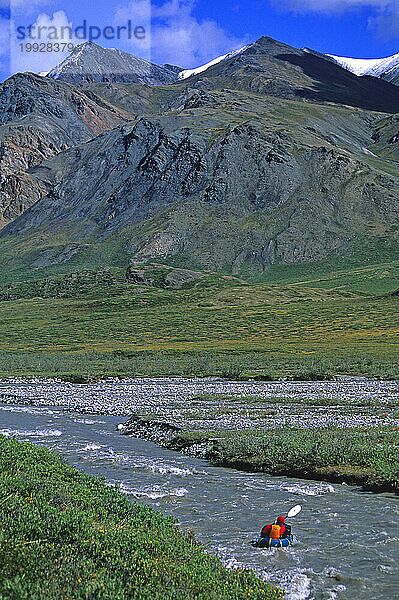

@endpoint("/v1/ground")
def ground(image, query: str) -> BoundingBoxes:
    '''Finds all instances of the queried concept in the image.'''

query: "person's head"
[276,516,285,525]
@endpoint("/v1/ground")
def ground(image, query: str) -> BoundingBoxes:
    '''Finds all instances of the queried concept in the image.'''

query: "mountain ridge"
[0,70,133,229]
[44,38,399,91]
[304,47,399,86]
[47,41,180,85]
[1,36,399,282]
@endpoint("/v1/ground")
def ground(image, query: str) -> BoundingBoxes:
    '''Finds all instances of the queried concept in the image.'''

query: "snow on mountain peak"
[327,52,399,78]
[178,44,252,80]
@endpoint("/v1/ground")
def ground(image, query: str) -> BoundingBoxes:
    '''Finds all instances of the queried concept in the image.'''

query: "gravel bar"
[1,377,399,430]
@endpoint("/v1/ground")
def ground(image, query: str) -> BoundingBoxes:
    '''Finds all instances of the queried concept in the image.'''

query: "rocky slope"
[1,37,399,280]
[2,98,399,278]
[47,42,180,85]
[0,71,133,228]
[182,37,399,113]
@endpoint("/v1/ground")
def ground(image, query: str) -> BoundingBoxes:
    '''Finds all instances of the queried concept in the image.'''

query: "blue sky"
[2,0,399,81]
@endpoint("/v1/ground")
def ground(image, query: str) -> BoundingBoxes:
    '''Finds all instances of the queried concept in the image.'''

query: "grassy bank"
[172,427,399,494]
[1,350,399,382]
[121,387,399,495]
[0,436,280,600]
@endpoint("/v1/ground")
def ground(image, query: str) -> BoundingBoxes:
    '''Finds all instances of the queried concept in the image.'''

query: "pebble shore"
[0,377,398,430]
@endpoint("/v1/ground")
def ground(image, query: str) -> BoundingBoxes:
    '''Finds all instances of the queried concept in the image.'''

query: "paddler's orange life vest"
[269,524,281,540]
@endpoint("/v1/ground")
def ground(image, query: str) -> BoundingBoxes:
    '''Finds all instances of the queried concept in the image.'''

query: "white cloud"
[10,11,86,75]
[0,16,10,47]
[368,1,399,38]
[113,0,151,60]
[273,0,399,40]
[0,17,10,78]
[114,0,248,67]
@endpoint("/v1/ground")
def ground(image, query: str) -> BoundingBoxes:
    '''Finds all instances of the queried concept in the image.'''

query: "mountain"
[80,37,399,119]
[178,45,251,80]
[181,37,399,113]
[0,71,133,228]
[47,42,180,85]
[304,48,399,87]
[1,36,399,283]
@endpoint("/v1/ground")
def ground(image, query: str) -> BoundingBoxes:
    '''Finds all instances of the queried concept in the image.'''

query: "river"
[0,403,398,600]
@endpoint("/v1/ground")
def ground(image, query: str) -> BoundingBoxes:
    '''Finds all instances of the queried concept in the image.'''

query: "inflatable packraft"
[251,536,293,549]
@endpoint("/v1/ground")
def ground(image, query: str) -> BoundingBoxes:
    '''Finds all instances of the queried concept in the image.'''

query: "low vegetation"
[0,264,397,380]
[122,390,399,494]
[0,436,280,600]
[208,427,399,494]
[0,350,399,382]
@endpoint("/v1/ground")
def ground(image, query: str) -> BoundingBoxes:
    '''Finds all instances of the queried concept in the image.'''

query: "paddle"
[286,505,302,519]
[251,505,302,547]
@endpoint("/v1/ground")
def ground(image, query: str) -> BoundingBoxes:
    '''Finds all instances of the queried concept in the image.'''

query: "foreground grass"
[206,427,399,494]
[0,436,279,600]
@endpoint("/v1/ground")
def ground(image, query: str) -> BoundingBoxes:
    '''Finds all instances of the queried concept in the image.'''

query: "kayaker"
[260,516,286,539]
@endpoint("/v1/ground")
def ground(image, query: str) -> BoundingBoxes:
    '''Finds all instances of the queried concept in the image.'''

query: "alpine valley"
[2,35,399,600]
[0,37,398,376]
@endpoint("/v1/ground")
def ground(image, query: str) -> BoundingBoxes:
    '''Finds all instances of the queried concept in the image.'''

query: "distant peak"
[304,47,399,81]
[45,42,179,85]
[178,44,252,80]
[71,41,103,53]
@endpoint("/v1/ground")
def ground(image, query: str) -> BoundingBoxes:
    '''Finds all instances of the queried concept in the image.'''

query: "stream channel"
[0,403,398,600]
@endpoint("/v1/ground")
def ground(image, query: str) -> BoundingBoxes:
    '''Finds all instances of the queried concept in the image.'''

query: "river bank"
[1,376,398,421]
[0,435,280,600]
[1,403,398,600]
[1,377,399,494]
[120,415,399,495]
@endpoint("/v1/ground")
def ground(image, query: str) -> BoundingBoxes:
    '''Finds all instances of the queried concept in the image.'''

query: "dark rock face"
[121,415,181,446]
[0,72,129,133]
[3,111,399,274]
[0,71,133,228]
[0,171,48,229]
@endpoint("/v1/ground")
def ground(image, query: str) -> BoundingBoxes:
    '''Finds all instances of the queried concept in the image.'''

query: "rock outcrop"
[126,263,206,288]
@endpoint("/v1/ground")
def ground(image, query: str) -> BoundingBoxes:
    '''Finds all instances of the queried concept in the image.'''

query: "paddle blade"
[287,505,302,518]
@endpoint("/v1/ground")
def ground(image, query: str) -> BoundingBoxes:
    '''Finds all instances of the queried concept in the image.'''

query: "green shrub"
[0,436,281,600]
[211,427,399,493]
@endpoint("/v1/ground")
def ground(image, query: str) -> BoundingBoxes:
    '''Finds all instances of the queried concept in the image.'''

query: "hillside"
[0,72,133,229]
[1,37,399,284]
[183,37,399,113]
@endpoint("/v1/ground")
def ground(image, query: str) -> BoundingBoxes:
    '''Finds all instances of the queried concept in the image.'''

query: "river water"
[0,403,398,600]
